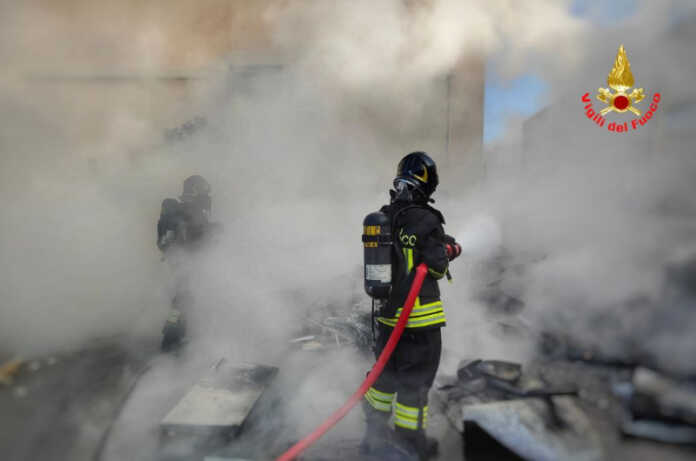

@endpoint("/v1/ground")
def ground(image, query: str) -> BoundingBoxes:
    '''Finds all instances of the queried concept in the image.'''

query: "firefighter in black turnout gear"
[158,175,212,252]
[157,175,216,351]
[362,152,461,460]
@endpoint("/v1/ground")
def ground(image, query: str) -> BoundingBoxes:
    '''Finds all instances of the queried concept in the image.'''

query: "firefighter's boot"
[395,427,439,461]
[161,308,186,352]
[360,400,392,455]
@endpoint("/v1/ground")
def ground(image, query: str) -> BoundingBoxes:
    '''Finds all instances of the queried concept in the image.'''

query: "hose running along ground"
[276,263,428,461]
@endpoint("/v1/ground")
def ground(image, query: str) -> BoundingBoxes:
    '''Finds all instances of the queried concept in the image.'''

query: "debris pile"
[614,367,696,444]
[292,300,372,353]
[435,359,603,461]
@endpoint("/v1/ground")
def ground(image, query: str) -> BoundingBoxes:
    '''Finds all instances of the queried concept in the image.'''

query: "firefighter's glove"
[443,234,461,261]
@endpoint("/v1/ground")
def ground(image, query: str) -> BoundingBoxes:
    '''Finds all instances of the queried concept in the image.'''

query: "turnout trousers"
[363,323,442,456]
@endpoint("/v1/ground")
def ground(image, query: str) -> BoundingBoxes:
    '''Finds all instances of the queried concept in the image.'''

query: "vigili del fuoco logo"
[581,45,661,133]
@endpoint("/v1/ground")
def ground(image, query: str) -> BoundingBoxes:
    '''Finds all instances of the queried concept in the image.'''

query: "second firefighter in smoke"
[362,152,461,460]
[157,175,221,352]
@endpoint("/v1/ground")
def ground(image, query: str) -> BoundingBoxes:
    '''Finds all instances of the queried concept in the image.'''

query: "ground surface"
[0,339,151,461]
[2,339,696,460]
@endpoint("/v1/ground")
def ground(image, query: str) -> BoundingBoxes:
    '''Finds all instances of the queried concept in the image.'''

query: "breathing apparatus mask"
[392,178,433,204]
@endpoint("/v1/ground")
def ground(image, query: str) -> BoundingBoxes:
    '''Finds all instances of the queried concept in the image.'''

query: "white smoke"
[1,0,696,458]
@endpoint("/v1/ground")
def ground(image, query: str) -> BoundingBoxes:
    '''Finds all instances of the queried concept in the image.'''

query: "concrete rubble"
[292,300,373,353]
[435,359,603,461]
[614,367,696,444]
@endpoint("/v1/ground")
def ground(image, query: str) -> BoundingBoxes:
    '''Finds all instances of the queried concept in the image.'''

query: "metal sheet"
[458,397,602,461]
[161,362,277,433]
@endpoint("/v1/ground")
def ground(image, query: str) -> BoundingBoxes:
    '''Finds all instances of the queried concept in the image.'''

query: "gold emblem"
[413,167,428,183]
[597,45,645,116]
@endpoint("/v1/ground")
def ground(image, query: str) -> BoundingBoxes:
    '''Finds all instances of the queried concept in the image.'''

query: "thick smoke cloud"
[474,1,696,375]
[1,4,696,457]
[1,0,694,367]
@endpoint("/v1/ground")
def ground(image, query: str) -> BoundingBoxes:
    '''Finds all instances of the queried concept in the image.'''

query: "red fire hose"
[276,263,428,461]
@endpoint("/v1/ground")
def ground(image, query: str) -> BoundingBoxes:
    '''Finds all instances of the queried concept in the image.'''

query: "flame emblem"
[597,45,645,116]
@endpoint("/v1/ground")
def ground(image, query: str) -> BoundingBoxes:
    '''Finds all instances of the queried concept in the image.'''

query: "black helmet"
[394,152,439,199]
[182,175,211,199]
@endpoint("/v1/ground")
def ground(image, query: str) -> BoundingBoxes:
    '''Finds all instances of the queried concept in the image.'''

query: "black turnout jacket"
[378,198,450,330]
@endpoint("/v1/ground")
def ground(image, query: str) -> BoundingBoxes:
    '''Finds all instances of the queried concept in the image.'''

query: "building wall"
[6,0,484,180]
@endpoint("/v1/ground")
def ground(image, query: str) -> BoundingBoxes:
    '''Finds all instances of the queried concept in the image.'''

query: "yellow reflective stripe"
[377,317,396,327]
[365,393,392,412]
[365,387,394,412]
[395,301,443,316]
[366,387,394,403]
[428,267,446,279]
[394,418,419,430]
[394,403,428,429]
[411,311,444,320]
[402,300,442,309]
[393,414,428,429]
[404,314,446,327]
[402,248,414,274]
[377,314,446,328]
[377,299,446,328]
[395,414,418,423]
[368,387,394,401]
[394,413,429,424]
[378,308,446,328]
[368,400,392,412]
[395,402,426,416]
[394,418,418,430]
[410,309,444,319]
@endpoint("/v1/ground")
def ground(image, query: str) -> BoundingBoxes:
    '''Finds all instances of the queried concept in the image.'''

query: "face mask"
[393,179,414,202]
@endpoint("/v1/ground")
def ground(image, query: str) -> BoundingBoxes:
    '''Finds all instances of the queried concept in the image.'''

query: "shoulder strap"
[423,204,445,225]
[390,204,423,236]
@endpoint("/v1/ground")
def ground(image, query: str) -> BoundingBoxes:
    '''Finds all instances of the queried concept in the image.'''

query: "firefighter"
[157,175,215,351]
[362,152,461,460]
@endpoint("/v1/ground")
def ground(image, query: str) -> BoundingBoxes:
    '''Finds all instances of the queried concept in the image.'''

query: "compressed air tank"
[362,211,392,299]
